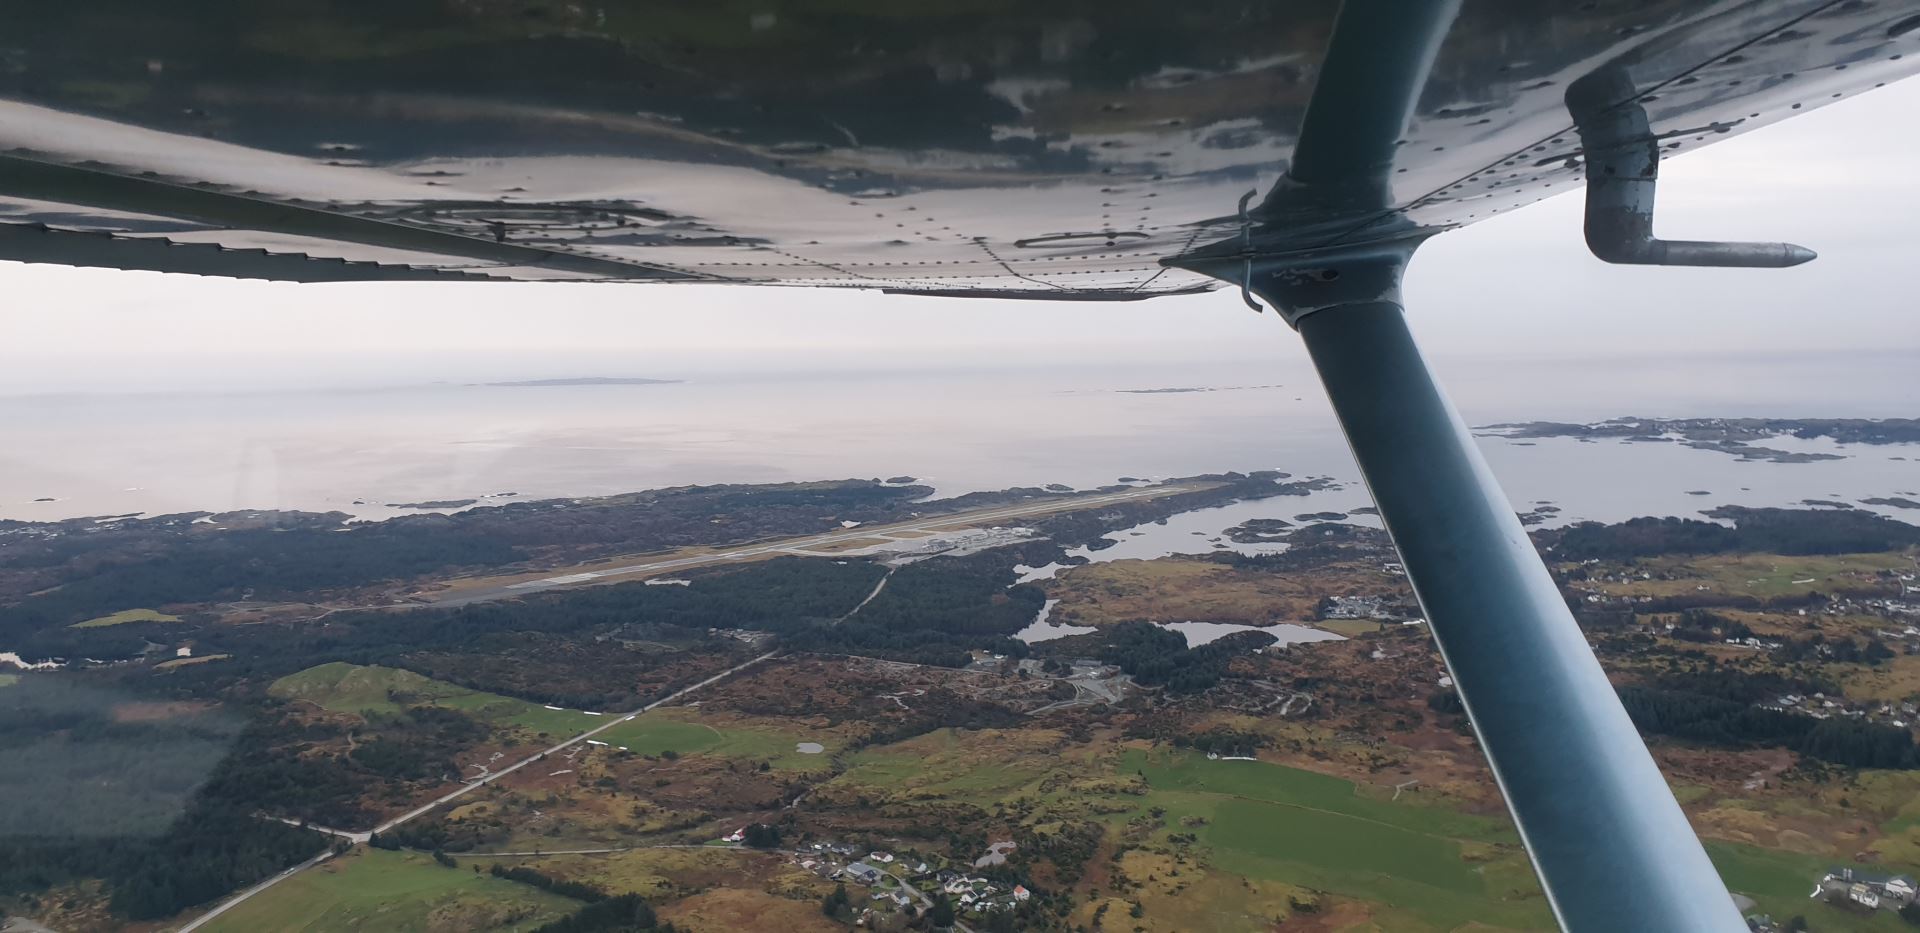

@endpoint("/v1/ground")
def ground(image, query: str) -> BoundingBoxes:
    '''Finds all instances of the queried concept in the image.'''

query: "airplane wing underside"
[0,1,1915,293]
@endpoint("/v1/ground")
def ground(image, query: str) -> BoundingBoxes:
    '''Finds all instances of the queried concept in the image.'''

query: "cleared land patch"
[201,847,581,933]
[829,727,1062,803]
[594,708,833,769]
[530,848,816,902]
[1585,552,1909,601]
[1045,557,1398,627]
[661,887,844,933]
[155,653,230,670]
[72,608,181,628]
[269,662,603,737]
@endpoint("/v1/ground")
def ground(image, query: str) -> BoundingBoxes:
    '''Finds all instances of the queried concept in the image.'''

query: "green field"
[1123,749,1550,931]
[269,663,603,737]
[0,673,17,688]
[1594,553,1912,601]
[834,729,1054,800]
[202,848,581,933]
[594,709,829,769]
[72,607,181,628]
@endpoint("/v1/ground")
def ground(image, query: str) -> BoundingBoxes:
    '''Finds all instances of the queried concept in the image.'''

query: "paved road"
[471,844,715,857]
[430,485,1197,607]
[884,867,975,933]
[372,649,781,837]
[837,567,895,623]
[174,649,782,932]
[1028,668,1135,715]
[3,917,64,933]
[267,816,368,844]
[174,848,338,933]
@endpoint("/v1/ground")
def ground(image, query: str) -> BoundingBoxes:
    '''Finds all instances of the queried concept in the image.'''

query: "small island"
[1864,496,1920,510]
[1473,416,1920,463]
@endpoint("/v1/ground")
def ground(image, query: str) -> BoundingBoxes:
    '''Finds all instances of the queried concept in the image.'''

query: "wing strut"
[1169,2,1748,930]
[1265,249,1745,933]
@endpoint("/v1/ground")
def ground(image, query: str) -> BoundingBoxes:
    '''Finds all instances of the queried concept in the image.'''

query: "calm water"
[0,351,1914,525]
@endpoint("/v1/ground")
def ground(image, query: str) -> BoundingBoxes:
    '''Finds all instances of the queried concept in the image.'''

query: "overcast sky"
[1,78,1917,395]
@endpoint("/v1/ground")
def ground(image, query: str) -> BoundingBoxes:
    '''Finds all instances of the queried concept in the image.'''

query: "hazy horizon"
[2,81,1918,400]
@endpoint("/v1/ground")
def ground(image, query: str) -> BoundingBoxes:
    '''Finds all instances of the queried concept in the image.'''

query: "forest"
[0,478,939,636]
[1098,621,1276,693]
[489,864,609,903]
[1619,685,1918,769]
[1550,507,1920,559]
[790,548,1049,667]
[0,796,324,922]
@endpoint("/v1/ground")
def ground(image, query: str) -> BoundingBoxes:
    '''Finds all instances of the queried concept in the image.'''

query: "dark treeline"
[196,716,384,828]
[787,549,1047,667]
[0,801,324,921]
[1649,667,1838,704]
[1205,523,1395,573]
[377,813,509,853]
[1552,507,1920,560]
[1,479,936,636]
[47,557,888,705]
[0,677,327,920]
[1619,685,1918,769]
[8,620,185,664]
[791,621,1029,668]
[2,522,519,635]
[532,893,677,933]
[1173,728,1272,756]
[1665,609,1753,644]
[1776,632,1897,665]
[1,550,1062,924]
[849,692,1029,751]
[855,550,1049,636]
[20,548,1047,708]
[346,707,489,782]
[1099,622,1276,693]
[490,864,608,903]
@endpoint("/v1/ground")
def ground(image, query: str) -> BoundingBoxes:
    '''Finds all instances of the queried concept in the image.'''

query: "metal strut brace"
[1237,190,1264,313]
[1567,67,1816,267]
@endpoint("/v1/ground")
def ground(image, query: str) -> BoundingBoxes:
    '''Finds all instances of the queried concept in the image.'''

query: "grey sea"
[1,349,1914,530]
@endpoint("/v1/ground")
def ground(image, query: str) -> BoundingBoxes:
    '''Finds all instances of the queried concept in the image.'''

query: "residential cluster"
[782,839,1035,927]
[1765,692,1919,729]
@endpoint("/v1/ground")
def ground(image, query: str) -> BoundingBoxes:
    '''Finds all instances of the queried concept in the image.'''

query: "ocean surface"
[1,350,1914,528]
